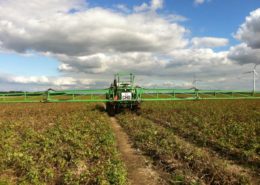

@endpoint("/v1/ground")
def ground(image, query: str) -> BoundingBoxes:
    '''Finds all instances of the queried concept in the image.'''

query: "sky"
[0,0,260,91]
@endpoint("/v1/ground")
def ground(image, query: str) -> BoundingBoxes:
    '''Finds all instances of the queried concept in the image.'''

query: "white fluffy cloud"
[169,48,230,66]
[235,8,260,49]
[191,37,229,48]
[0,0,259,91]
[0,6,188,55]
[134,0,163,12]
[0,0,86,18]
[0,75,93,86]
[151,0,164,10]
[0,74,96,91]
[229,8,260,65]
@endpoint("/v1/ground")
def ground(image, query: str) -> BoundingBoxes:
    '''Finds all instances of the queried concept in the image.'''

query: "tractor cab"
[115,73,134,86]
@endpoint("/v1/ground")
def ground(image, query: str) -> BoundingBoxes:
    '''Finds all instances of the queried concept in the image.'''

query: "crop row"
[0,103,127,185]
[116,113,253,185]
[141,100,260,168]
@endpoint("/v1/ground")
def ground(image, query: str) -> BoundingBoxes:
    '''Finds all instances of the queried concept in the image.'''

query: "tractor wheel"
[115,104,121,114]
[106,103,115,116]
[132,104,141,115]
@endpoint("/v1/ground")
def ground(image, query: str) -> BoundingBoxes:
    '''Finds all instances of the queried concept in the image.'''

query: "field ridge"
[143,114,260,170]
[144,115,260,184]
[117,113,259,184]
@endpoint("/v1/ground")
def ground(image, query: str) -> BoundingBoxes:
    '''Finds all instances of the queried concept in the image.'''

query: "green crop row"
[0,103,127,185]
[141,100,260,168]
[116,113,252,185]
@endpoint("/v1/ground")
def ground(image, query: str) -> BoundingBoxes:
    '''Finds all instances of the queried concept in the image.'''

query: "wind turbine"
[192,75,202,90]
[244,64,258,92]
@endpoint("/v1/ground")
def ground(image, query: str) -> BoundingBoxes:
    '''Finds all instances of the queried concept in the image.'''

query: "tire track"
[110,117,164,185]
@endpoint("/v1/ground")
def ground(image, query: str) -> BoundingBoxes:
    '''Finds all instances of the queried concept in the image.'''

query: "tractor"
[106,73,142,116]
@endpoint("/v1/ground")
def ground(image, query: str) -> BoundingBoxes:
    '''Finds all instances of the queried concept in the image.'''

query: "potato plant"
[0,103,127,185]
[116,113,253,185]
[141,100,260,167]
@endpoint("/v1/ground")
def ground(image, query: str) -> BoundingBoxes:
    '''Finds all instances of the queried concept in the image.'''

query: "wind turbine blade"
[254,64,258,69]
[243,71,252,74]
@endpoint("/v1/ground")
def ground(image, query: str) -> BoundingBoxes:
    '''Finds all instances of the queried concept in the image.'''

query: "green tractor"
[106,73,142,116]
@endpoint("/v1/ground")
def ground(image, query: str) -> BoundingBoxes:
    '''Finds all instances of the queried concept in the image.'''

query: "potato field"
[117,100,260,184]
[0,103,126,185]
[0,100,259,185]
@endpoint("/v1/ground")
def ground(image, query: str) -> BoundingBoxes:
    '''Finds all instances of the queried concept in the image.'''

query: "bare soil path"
[110,117,163,185]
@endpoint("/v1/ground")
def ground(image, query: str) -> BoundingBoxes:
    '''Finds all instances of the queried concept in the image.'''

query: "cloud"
[151,0,164,10]
[0,0,87,19]
[191,37,229,48]
[0,0,259,91]
[228,43,260,65]
[0,0,186,57]
[230,9,260,65]
[194,0,205,5]
[0,74,94,89]
[169,48,230,67]
[0,0,191,90]
[0,7,188,56]
[56,53,110,74]
[115,4,130,13]
[3,75,92,86]
[194,0,212,5]
[56,52,167,75]
[235,8,260,49]
[133,3,149,12]
[164,14,188,22]
[134,0,163,12]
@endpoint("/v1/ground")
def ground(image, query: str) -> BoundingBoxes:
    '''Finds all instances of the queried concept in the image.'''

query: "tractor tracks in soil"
[107,107,259,184]
[109,117,165,185]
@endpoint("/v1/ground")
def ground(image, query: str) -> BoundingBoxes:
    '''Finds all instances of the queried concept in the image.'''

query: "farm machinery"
[0,73,260,115]
[106,73,141,116]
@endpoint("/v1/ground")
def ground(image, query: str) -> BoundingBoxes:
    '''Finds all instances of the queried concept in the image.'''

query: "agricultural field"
[0,103,126,185]
[0,100,259,185]
[141,100,260,167]
[116,100,260,184]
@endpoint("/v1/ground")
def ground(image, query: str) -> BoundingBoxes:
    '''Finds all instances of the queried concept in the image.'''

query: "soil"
[110,117,163,185]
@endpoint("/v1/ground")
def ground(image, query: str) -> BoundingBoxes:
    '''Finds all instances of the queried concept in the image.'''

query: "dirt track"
[110,117,162,185]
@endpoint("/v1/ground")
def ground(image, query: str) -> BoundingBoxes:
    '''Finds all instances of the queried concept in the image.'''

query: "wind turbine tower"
[192,75,201,90]
[244,64,258,92]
